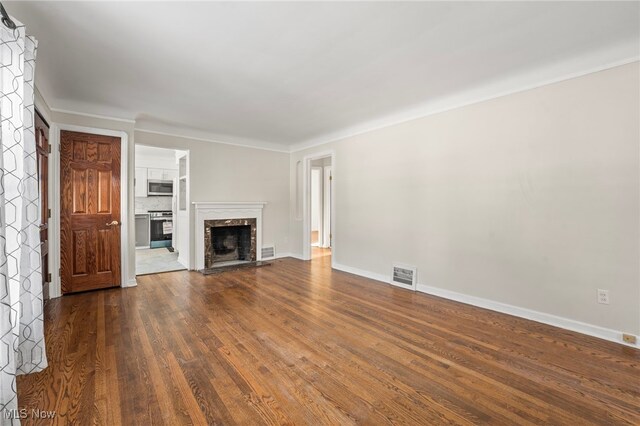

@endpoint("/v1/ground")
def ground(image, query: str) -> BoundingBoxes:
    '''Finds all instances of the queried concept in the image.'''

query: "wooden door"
[61,131,121,293]
[35,110,50,300]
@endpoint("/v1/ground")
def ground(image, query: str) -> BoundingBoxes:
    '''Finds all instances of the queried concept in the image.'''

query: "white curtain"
[0,19,47,423]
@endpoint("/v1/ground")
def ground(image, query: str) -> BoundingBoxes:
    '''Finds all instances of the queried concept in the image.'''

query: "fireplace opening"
[211,225,252,264]
[203,217,257,269]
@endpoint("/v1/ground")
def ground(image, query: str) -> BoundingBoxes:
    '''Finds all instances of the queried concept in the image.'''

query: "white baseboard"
[122,278,138,288]
[333,262,389,283]
[276,252,305,260]
[333,262,638,349]
[178,254,189,268]
[416,284,637,349]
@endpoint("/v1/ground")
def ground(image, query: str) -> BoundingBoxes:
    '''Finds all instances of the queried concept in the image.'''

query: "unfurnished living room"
[0,1,638,425]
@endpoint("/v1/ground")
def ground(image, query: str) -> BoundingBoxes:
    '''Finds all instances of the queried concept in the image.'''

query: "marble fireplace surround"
[204,218,256,268]
[194,202,265,270]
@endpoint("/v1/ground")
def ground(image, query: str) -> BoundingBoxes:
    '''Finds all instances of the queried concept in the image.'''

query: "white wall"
[290,62,640,338]
[134,131,291,266]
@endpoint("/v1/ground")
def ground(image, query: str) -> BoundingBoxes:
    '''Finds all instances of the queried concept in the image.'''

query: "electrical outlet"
[597,289,610,305]
[622,334,637,345]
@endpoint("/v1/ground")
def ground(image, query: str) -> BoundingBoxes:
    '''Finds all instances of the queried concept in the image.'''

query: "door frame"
[50,124,132,297]
[322,165,332,248]
[302,150,335,264]
[134,143,191,270]
[310,166,324,247]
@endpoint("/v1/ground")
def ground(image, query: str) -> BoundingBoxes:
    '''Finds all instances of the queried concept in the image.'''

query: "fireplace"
[204,218,257,268]
[195,202,265,271]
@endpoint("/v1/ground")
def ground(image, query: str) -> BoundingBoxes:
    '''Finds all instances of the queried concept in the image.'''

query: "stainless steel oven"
[149,210,173,248]
[147,180,173,196]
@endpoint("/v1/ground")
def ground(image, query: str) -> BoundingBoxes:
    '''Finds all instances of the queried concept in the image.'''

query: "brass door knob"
[106,220,119,226]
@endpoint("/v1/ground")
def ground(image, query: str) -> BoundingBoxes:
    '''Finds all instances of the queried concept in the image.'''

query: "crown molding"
[50,107,136,124]
[46,54,639,155]
[49,107,290,153]
[134,127,290,153]
[289,56,640,153]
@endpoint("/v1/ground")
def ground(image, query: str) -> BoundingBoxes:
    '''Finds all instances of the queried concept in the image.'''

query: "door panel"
[61,130,121,293]
[98,170,112,213]
[35,111,50,301]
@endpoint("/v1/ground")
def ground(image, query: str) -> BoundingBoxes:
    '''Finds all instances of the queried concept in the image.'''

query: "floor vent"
[390,264,417,290]
[261,245,276,259]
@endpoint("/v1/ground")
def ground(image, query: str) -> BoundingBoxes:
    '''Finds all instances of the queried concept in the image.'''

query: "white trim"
[333,262,388,284]
[50,107,136,124]
[193,202,266,270]
[302,151,336,266]
[135,128,290,153]
[278,252,304,260]
[123,278,138,288]
[332,262,639,349]
[416,284,639,349]
[289,57,640,153]
[322,166,332,249]
[310,166,324,246]
[50,124,132,297]
[44,58,639,155]
[193,202,267,209]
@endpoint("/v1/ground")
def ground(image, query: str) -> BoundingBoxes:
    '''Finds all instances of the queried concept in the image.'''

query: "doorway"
[134,145,189,275]
[306,154,333,261]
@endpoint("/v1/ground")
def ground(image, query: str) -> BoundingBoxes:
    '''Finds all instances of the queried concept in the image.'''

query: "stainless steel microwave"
[147,180,173,196]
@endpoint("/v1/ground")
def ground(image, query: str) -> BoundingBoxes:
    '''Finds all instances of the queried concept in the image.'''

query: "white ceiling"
[7,1,639,150]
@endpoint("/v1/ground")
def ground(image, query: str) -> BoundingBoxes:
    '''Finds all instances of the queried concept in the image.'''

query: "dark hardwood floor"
[17,251,640,425]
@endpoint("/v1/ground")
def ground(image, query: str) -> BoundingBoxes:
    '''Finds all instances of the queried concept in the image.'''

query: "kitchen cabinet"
[163,169,177,181]
[134,167,147,197]
[148,168,177,181]
[147,168,164,180]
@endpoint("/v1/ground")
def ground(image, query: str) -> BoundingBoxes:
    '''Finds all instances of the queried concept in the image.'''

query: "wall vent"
[261,245,276,259]
[390,264,417,290]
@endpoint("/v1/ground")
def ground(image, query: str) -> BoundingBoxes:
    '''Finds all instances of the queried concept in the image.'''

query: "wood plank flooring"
[17,252,640,425]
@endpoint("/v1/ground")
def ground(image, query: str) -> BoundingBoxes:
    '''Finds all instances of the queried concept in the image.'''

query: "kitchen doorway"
[134,145,189,275]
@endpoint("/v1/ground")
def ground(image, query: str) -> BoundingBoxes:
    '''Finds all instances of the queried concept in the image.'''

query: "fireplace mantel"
[193,201,267,210]
[194,202,266,270]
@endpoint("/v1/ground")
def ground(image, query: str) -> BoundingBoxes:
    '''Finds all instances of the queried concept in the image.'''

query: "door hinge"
[329,175,333,181]
[47,144,51,153]
[58,268,61,277]
[47,208,51,218]
[46,273,52,283]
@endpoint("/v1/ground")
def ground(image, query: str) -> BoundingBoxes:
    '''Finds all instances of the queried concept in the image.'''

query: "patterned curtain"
[0,18,47,423]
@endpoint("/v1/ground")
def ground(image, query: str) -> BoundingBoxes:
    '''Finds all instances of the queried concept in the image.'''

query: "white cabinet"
[134,167,148,197]
[147,168,164,181]
[163,169,177,181]
[147,168,177,181]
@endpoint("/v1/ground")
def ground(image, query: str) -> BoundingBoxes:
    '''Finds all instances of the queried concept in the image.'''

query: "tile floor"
[135,247,186,275]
